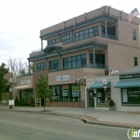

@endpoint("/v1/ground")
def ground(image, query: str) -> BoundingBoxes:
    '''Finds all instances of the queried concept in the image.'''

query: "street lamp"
[9,78,13,109]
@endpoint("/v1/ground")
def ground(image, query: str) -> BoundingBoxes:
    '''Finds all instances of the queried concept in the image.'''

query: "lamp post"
[9,78,13,109]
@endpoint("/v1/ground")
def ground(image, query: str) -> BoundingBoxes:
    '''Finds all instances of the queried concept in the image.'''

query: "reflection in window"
[75,26,99,42]
[49,59,59,70]
[61,34,72,43]
[122,88,140,104]
[36,62,45,70]
[63,54,86,69]
[48,38,59,45]
[51,84,81,102]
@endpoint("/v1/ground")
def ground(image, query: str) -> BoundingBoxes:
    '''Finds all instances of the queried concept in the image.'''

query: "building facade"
[28,6,140,108]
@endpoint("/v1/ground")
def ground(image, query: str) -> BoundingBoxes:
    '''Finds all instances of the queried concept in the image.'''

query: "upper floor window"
[48,38,59,45]
[36,62,45,71]
[49,59,59,70]
[134,57,138,66]
[63,54,86,69]
[61,34,72,43]
[75,26,99,42]
[102,26,116,37]
[133,29,136,40]
[89,53,105,65]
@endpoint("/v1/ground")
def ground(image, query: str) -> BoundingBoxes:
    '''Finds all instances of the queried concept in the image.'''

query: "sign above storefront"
[56,75,69,81]
[21,80,30,85]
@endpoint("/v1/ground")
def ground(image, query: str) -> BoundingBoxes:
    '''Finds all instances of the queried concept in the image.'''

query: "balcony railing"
[44,63,106,72]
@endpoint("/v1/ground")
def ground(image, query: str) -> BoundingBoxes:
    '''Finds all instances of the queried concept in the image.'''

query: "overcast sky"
[0,0,140,65]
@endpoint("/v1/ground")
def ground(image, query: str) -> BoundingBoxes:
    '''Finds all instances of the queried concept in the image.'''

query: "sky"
[0,0,140,65]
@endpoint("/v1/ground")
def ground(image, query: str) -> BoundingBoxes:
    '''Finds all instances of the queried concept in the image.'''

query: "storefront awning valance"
[14,85,32,89]
[114,78,140,88]
[90,81,111,89]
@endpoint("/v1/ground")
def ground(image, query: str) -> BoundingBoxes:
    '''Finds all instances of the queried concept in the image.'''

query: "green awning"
[90,81,111,89]
[114,78,140,88]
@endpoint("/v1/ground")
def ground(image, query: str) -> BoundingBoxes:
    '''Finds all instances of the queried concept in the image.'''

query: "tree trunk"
[44,96,45,111]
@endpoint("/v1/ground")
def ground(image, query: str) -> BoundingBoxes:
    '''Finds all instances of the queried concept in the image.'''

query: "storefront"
[51,84,80,102]
[114,74,140,106]
[14,75,33,106]
[88,80,111,108]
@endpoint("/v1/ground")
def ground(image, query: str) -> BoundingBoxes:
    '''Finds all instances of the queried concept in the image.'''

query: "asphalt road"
[0,110,129,140]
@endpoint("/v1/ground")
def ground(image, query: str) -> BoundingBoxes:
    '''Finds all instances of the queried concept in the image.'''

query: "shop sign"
[56,75,69,81]
[62,85,69,89]
[21,80,30,85]
[123,89,128,102]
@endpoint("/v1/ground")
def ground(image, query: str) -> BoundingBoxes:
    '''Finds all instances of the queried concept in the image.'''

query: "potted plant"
[109,99,115,111]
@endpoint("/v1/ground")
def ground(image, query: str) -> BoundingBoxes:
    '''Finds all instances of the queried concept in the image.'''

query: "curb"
[1,108,140,129]
[44,112,140,129]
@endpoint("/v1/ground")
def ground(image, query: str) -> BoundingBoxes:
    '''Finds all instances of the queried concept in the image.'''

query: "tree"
[36,73,52,111]
[6,57,28,75]
[0,63,9,100]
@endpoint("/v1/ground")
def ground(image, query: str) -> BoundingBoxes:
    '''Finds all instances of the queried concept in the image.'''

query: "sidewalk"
[0,105,140,129]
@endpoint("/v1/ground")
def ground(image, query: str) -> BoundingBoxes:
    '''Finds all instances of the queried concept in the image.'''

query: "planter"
[109,106,115,111]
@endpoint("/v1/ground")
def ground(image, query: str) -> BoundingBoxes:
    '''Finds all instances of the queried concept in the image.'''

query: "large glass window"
[133,29,137,40]
[48,38,59,45]
[122,88,140,105]
[102,26,116,38]
[63,54,86,69]
[20,89,33,102]
[89,53,105,68]
[36,62,45,71]
[51,84,80,102]
[61,34,72,43]
[49,59,59,70]
[75,26,99,42]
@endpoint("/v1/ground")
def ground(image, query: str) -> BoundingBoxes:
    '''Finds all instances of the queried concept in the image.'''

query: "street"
[0,110,128,140]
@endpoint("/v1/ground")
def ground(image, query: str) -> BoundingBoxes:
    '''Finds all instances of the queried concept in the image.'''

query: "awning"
[14,85,32,89]
[90,81,111,89]
[114,78,140,88]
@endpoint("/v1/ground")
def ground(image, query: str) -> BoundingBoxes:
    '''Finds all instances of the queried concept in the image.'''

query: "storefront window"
[122,88,140,105]
[20,89,33,102]
[51,84,81,102]
[51,85,61,102]
[96,88,111,104]
[71,85,80,101]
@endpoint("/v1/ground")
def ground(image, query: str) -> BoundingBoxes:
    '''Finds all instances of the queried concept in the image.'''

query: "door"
[89,90,94,107]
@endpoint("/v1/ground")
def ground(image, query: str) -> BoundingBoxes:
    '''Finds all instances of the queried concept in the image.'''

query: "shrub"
[109,99,115,107]
[15,96,19,106]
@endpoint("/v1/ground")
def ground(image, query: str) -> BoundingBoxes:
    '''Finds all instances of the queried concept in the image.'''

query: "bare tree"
[6,58,28,75]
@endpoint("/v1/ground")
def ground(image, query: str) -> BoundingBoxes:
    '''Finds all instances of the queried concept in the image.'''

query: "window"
[51,84,80,102]
[133,29,136,40]
[63,54,86,69]
[20,89,33,102]
[102,26,116,38]
[134,57,138,66]
[36,62,45,71]
[48,38,59,45]
[49,59,59,70]
[122,88,140,105]
[89,53,105,64]
[89,53,105,68]
[75,26,99,42]
[61,34,72,43]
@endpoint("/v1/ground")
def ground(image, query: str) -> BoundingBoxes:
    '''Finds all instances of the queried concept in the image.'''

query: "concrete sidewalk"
[0,105,140,128]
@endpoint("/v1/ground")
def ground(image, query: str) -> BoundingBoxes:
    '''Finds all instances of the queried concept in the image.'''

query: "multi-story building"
[28,6,140,108]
